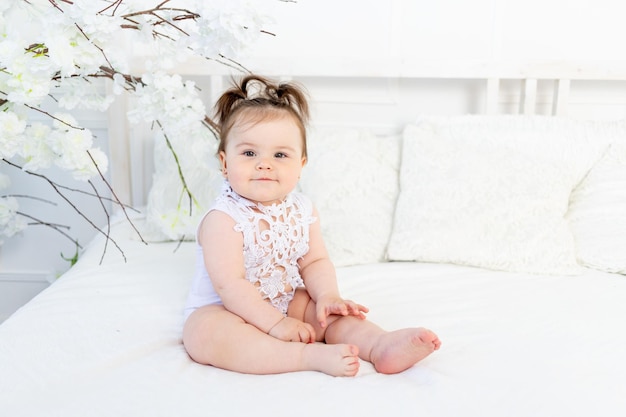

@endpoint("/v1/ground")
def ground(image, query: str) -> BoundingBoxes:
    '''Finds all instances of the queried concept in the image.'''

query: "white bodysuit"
[183,182,316,322]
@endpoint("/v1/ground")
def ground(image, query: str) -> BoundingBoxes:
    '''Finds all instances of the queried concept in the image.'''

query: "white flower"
[46,116,108,180]
[0,196,27,244]
[56,77,115,112]
[191,0,266,57]
[21,123,55,172]
[128,72,206,129]
[64,0,126,41]
[64,147,109,181]
[0,111,26,159]
[5,67,53,105]
[112,73,127,95]
[44,27,104,77]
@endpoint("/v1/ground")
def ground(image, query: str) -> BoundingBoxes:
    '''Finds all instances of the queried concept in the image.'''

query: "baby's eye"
[243,150,255,157]
[274,152,288,158]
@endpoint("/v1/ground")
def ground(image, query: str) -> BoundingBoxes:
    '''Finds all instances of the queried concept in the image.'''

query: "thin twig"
[86,150,146,244]
[17,211,83,249]
[73,23,114,69]
[3,194,57,205]
[3,158,127,261]
[173,236,185,253]
[3,159,138,212]
[156,121,197,215]
[211,55,252,74]
[98,0,124,15]
[87,178,111,264]
[23,104,85,130]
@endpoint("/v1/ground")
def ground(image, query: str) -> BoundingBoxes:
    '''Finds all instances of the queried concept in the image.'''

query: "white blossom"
[0,111,26,159]
[191,0,267,57]
[4,65,53,105]
[112,73,128,95]
[0,0,271,246]
[56,77,115,112]
[64,0,127,41]
[63,147,109,182]
[44,113,108,180]
[21,123,55,172]
[127,72,206,130]
[45,29,103,77]
[0,196,27,240]
[0,172,27,243]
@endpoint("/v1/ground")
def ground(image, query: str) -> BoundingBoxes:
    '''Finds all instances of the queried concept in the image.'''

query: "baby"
[182,75,441,376]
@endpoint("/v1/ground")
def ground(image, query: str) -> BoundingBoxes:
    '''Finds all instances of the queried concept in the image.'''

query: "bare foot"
[301,343,360,377]
[370,328,441,374]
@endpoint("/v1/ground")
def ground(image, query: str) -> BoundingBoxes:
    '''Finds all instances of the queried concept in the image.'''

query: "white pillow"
[386,115,616,275]
[144,129,223,241]
[568,141,626,274]
[299,127,400,267]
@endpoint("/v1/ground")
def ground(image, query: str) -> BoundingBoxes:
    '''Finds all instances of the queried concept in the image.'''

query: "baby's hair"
[214,75,310,158]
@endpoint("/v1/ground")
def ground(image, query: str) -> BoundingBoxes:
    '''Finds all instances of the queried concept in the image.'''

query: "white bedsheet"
[1,219,625,417]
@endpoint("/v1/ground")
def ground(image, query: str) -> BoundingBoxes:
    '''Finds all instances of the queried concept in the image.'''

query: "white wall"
[2,0,626,290]
[251,0,626,62]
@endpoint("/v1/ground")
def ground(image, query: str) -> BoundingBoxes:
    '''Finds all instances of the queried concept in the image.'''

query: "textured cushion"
[567,141,626,274]
[386,115,618,275]
[299,127,400,267]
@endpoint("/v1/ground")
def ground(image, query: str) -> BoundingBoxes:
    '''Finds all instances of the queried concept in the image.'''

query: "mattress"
[1,217,625,417]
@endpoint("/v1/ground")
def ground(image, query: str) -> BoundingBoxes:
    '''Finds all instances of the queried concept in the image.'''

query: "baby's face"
[219,114,306,206]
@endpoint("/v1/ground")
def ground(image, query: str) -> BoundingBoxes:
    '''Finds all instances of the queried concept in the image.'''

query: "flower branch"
[3,158,129,261]
[0,0,277,269]
[17,211,81,249]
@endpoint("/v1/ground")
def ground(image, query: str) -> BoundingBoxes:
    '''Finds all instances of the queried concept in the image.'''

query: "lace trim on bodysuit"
[218,183,315,315]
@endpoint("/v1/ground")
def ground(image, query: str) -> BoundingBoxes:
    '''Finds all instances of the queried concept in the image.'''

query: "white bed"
[2,61,626,417]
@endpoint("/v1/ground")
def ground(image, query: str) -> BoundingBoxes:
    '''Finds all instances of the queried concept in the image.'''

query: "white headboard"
[107,58,626,208]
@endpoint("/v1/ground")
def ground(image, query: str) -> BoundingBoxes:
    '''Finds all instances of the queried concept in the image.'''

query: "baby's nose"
[256,159,272,169]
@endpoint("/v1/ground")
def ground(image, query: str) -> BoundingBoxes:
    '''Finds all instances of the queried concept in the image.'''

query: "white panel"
[520,78,538,115]
[250,0,394,61]
[398,0,493,60]
[209,75,224,109]
[486,78,500,114]
[107,84,132,208]
[553,79,571,116]
[496,0,626,60]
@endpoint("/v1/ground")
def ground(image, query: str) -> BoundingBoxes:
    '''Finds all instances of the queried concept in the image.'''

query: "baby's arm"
[200,210,314,342]
[299,208,369,328]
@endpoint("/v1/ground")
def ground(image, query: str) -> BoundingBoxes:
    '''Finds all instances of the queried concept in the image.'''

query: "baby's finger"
[317,312,328,329]
[347,301,368,318]
[303,323,316,343]
[316,303,333,327]
[357,303,369,313]
[343,299,361,312]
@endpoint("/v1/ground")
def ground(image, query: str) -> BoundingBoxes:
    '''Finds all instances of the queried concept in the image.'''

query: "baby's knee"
[182,305,242,364]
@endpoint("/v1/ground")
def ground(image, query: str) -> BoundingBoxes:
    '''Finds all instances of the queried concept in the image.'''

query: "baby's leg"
[296,296,441,374]
[183,305,360,376]
[368,326,441,374]
[325,316,441,374]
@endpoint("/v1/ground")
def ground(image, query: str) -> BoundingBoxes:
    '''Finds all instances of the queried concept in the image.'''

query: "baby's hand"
[268,317,316,343]
[316,296,369,328]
